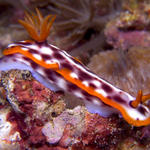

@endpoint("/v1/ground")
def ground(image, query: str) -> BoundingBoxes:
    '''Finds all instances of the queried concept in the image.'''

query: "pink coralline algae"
[42,106,85,145]
[0,70,130,150]
[42,108,126,150]
[105,8,150,50]
[0,70,65,149]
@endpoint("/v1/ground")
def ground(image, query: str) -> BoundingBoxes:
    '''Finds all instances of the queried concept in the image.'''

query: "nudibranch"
[0,9,150,126]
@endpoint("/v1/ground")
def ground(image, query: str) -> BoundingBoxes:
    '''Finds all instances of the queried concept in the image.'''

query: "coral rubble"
[105,2,150,50]
[0,70,129,150]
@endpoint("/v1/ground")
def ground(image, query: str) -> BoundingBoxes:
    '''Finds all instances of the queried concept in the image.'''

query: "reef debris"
[105,2,150,50]
[0,70,131,150]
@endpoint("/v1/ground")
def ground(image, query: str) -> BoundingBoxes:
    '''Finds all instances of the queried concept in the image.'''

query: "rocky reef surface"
[0,70,129,150]
[0,63,150,150]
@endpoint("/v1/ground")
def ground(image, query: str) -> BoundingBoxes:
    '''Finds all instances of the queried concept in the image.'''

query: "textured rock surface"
[0,70,132,150]
[117,137,150,150]
[105,3,150,50]
[1,68,149,149]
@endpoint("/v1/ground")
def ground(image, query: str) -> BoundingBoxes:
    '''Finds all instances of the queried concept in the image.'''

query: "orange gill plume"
[18,8,56,42]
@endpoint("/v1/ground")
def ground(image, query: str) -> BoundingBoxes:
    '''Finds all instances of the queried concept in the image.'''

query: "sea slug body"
[0,9,150,126]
